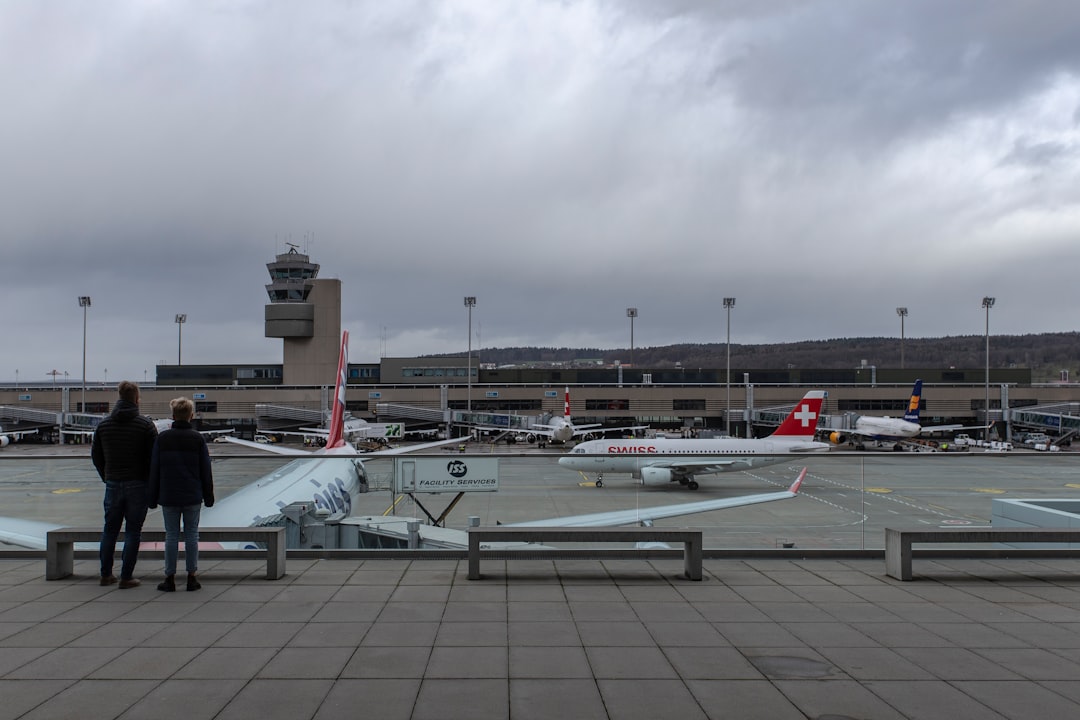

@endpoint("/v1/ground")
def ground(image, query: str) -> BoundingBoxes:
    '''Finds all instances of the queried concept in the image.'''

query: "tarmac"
[3,552,1080,720]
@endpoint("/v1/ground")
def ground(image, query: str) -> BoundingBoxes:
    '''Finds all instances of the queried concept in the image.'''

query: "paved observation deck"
[2,554,1080,719]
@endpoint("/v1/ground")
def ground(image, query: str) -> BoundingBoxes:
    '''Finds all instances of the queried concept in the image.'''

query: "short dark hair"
[117,381,140,404]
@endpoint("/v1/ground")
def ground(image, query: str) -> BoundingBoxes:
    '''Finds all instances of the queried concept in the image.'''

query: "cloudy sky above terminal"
[4,1,1080,382]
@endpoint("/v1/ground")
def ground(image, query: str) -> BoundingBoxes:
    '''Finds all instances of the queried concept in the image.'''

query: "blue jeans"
[100,481,148,580]
[162,504,201,576]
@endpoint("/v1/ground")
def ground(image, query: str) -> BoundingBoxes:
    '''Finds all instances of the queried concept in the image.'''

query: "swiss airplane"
[0,330,458,549]
[0,425,37,448]
[559,390,830,489]
[470,387,645,444]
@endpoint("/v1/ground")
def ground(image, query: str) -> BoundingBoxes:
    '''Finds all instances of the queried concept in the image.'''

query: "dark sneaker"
[100,575,117,586]
[118,578,141,589]
[157,575,176,592]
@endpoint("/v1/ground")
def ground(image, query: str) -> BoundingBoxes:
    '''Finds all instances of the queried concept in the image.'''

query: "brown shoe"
[118,578,141,589]
[100,575,117,586]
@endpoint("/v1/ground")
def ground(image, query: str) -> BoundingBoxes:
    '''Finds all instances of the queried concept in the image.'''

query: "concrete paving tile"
[143,621,237,647]
[6,646,126,679]
[0,601,82,622]
[426,646,508,678]
[0,646,51,677]
[507,600,572,621]
[3,621,102,647]
[269,584,341,603]
[351,570,407,585]
[0,621,32,641]
[213,620,305,647]
[443,600,507,622]
[742,648,844,680]
[628,600,704,622]
[894,647,1023,680]
[257,646,354,678]
[245,600,323,622]
[585,646,678,679]
[212,584,286,602]
[643,620,728,647]
[310,600,384,622]
[816,646,937,680]
[399,570,456,586]
[412,678,508,720]
[952,680,1080,719]
[48,602,136,623]
[692,601,772,622]
[1010,603,1080,623]
[288,621,372,647]
[865,680,1009,720]
[674,584,745,602]
[507,620,581,647]
[312,679,421,720]
[510,678,606,720]
[341,645,431,678]
[991,621,1080,648]
[732,584,805,603]
[618,585,685,602]
[89,646,202,679]
[819,601,904,622]
[568,601,638,621]
[447,584,506,602]
[17,679,158,720]
[390,584,452,602]
[851,621,952,648]
[117,678,248,720]
[329,584,394,602]
[67,621,171,647]
[877,601,975,623]
[0,679,77,720]
[506,584,566,602]
[434,621,507,646]
[181,600,260,622]
[713,621,805,648]
[665,646,766,679]
[598,679,707,720]
[172,647,277,679]
[919,621,1032,648]
[215,678,333,720]
[781,621,881,647]
[377,601,445,622]
[773,679,908,720]
[113,601,201,622]
[687,679,808,720]
[973,647,1080,680]
[787,585,866,603]
[753,601,837,622]
[576,621,655,647]
[361,621,440,646]
[509,646,591,678]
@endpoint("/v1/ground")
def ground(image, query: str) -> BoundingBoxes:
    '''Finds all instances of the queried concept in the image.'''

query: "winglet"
[324,330,349,450]
[788,467,808,494]
[772,391,826,437]
[903,379,923,423]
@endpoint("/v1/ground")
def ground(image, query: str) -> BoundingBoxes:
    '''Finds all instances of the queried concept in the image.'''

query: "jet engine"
[639,467,675,484]
[0,436,9,448]
[828,432,849,445]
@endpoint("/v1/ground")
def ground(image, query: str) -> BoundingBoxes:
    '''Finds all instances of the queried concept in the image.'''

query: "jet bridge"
[1009,403,1080,444]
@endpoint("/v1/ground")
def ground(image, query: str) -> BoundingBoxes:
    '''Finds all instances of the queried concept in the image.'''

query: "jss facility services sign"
[394,457,500,493]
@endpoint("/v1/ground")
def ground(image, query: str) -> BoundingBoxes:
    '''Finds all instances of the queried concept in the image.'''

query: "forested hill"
[447,333,1080,382]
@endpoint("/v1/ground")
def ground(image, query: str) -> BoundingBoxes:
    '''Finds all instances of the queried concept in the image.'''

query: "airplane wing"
[222,435,460,456]
[0,518,64,550]
[221,436,312,455]
[644,458,742,475]
[509,468,807,527]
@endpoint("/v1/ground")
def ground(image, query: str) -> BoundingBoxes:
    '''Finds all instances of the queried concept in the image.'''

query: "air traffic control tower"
[264,246,341,386]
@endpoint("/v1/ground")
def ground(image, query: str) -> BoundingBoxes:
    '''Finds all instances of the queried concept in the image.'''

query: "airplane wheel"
[688,481,700,490]
[596,479,604,488]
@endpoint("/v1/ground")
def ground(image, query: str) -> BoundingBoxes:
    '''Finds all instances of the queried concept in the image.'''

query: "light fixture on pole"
[175,314,187,365]
[896,307,908,369]
[982,296,995,440]
[78,296,91,411]
[464,297,476,413]
[626,308,637,367]
[723,297,736,436]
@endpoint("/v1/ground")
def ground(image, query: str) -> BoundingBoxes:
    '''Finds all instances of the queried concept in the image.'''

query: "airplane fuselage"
[852,416,921,441]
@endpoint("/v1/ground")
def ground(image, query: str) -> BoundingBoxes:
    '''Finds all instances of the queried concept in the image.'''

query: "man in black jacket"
[91,381,158,588]
[148,396,214,592]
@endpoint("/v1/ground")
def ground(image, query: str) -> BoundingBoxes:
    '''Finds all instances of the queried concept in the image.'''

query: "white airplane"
[472,387,645,444]
[822,380,923,447]
[559,390,830,489]
[0,425,37,448]
[0,330,459,549]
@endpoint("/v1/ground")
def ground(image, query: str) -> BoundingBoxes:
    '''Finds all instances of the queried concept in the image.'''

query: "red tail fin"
[325,330,349,449]
[564,386,571,419]
[771,391,826,437]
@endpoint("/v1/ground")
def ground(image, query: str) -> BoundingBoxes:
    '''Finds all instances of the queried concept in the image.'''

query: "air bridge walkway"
[1010,402,1080,443]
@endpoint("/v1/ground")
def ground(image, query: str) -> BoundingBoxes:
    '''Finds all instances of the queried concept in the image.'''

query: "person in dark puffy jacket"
[148,396,214,592]
[92,380,158,589]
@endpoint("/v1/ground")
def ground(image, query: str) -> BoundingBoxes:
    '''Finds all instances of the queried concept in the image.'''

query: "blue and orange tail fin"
[772,391,826,437]
[324,330,349,450]
[903,380,922,423]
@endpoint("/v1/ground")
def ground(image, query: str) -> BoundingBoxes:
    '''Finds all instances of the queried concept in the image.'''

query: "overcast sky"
[4,0,1080,383]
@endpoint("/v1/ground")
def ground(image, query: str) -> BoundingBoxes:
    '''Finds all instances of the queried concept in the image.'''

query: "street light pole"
[723,297,736,436]
[626,308,637,367]
[982,296,995,441]
[78,296,91,411]
[464,297,476,413]
[896,307,908,370]
[175,314,187,365]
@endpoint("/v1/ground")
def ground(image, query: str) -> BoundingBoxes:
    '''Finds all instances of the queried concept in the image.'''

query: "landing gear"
[688,480,699,491]
[595,474,604,488]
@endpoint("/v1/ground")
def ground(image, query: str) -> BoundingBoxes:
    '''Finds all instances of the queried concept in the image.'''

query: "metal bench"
[885,527,1080,581]
[467,526,703,581]
[46,526,287,581]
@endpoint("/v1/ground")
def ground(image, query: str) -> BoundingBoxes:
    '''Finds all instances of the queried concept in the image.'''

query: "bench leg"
[468,535,481,580]
[266,536,286,580]
[47,540,75,581]
[684,538,703,581]
[885,529,913,581]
